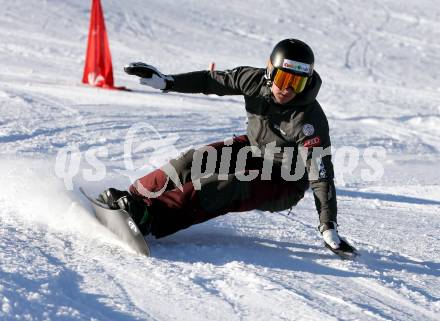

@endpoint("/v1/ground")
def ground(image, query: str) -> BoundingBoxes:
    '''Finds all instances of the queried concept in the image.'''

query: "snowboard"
[79,187,151,256]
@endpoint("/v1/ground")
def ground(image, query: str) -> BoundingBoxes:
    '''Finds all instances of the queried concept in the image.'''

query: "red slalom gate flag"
[82,0,125,90]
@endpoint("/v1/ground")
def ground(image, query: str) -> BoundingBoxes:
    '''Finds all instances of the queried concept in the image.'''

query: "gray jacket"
[169,66,337,224]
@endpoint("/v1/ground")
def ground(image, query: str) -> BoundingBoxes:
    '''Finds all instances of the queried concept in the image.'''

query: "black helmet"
[269,38,314,76]
[267,39,315,93]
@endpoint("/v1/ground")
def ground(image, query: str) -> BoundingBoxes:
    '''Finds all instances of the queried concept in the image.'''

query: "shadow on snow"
[150,229,440,281]
[337,188,440,206]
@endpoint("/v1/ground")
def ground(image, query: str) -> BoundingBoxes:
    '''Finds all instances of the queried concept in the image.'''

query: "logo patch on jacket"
[303,136,321,147]
[302,124,315,136]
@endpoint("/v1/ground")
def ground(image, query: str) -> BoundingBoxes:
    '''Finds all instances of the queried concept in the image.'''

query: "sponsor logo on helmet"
[303,136,321,147]
[282,59,312,74]
[302,124,315,136]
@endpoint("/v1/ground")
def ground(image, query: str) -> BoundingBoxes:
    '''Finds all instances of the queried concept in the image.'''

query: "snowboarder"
[100,38,355,256]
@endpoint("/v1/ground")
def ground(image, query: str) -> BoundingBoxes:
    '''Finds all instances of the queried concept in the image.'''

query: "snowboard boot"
[99,188,153,235]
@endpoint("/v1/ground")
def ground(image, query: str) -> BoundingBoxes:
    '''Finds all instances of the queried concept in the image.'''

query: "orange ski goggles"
[272,68,310,93]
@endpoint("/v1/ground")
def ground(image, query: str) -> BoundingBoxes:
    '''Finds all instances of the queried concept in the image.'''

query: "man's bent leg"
[128,135,251,237]
[128,135,306,238]
[147,174,306,238]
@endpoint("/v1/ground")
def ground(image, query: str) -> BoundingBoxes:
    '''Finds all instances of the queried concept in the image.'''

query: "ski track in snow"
[1,0,440,320]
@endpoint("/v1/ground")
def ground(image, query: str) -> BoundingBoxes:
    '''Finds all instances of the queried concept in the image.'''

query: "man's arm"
[306,141,337,225]
[300,107,344,250]
[300,105,337,224]
[305,138,341,249]
[124,62,265,96]
[310,178,337,224]
[169,70,240,95]
[169,67,264,96]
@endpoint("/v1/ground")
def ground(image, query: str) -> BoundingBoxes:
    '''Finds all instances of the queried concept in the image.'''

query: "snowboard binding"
[99,188,152,235]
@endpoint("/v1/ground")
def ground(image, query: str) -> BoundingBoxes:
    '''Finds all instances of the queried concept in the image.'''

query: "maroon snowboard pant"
[129,135,307,238]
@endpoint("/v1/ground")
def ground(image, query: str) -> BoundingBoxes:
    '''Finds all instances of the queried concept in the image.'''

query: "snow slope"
[1,0,439,320]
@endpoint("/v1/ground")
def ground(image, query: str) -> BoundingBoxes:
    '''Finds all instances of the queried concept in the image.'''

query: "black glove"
[124,62,173,90]
[319,221,341,249]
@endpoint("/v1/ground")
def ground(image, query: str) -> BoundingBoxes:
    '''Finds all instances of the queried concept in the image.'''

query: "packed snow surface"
[1,0,439,320]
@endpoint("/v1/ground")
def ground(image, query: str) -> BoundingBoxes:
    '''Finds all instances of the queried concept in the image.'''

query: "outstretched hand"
[124,62,158,78]
[124,62,173,90]
[319,222,358,258]
[319,222,341,249]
